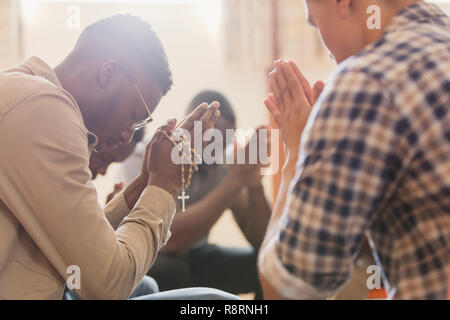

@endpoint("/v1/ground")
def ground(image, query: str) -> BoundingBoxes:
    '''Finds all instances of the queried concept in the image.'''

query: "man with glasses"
[0,15,237,300]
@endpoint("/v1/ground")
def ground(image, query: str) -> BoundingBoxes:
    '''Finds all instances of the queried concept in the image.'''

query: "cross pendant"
[177,190,190,212]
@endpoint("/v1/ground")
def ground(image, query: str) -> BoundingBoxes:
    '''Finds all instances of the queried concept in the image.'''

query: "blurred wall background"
[0,0,21,69]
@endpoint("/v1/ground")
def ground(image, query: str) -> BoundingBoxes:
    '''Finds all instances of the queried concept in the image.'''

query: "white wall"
[13,0,450,247]
[21,0,269,128]
[17,0,450,201]
[0,0,21,69]
[19,0,270,203]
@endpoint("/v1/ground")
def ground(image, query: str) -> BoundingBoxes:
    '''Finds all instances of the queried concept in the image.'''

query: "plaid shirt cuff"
[260,237,337,300]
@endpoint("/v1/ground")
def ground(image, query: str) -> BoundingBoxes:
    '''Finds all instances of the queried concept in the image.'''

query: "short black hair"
[187,90,236,125]
[77,14,173,95]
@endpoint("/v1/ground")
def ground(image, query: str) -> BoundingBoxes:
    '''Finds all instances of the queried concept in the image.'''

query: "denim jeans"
[131,287,240,300]
[63,275,239,300]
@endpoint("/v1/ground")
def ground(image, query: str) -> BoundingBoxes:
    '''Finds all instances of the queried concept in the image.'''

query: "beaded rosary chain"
[157,128,202,211]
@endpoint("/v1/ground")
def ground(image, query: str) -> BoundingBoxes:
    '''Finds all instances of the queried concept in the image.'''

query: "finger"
[265,96,281,126]
[211,109,221,126]
[269,73,283,108]
[199,101,220,126]
[282,62,305,104]
[193,103,220,147]
[182,102,220,136]
[269,71,280,103]
[269,94,279,107]
[289,60,313,105]
[313,81,325,106]
[204,109,221,131]
[274,71,289,106]
[268,94,282,121]
[264,97,281,127]
[177,103,208,130]
[274,61,292,105]
[188,103,220,155]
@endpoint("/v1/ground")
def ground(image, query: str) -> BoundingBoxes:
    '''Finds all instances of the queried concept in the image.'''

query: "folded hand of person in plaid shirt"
[265,60,324,171]
[258,1,450,300]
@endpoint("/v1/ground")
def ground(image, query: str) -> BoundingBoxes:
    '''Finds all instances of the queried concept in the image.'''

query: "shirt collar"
[385,1,447,34]
[21,57,99,151]
[350,1,447,63]
[21,56,63,88]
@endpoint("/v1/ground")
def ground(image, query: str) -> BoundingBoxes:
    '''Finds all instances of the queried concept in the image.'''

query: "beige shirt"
[0,57,176,300]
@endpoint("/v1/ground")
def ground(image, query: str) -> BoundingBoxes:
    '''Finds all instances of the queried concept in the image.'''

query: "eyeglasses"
[120,66,154,131]
[131,83,153,131]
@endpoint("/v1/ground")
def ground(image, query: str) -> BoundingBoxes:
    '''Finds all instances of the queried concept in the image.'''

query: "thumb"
[313,81,325,106]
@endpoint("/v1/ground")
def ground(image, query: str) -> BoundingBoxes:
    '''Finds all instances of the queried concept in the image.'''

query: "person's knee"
[129,275,160,298]
[140,276,159,293]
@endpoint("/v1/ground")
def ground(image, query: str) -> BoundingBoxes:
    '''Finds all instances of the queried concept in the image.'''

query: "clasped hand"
[264,60,324,170]
[140,102,221,196]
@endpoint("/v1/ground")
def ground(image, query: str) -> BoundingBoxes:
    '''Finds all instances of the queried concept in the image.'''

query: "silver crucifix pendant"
[178,190,190,212]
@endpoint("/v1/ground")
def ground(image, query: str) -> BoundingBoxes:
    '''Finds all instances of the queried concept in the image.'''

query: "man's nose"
[120,129,134,145]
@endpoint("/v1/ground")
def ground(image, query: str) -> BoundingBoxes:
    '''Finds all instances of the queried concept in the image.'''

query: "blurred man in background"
[121,91,272,299]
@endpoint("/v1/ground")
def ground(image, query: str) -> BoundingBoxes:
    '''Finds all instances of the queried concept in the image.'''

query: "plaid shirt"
[261,2,450,300]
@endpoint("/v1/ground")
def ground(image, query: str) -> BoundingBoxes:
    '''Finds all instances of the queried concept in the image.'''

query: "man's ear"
[334,0,352,19]
[98,59,120,88]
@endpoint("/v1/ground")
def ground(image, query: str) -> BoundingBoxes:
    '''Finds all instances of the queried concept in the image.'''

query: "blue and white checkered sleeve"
[261,70,411,298]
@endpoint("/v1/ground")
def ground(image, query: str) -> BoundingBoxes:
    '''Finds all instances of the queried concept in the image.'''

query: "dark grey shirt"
[182,165,229,248]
